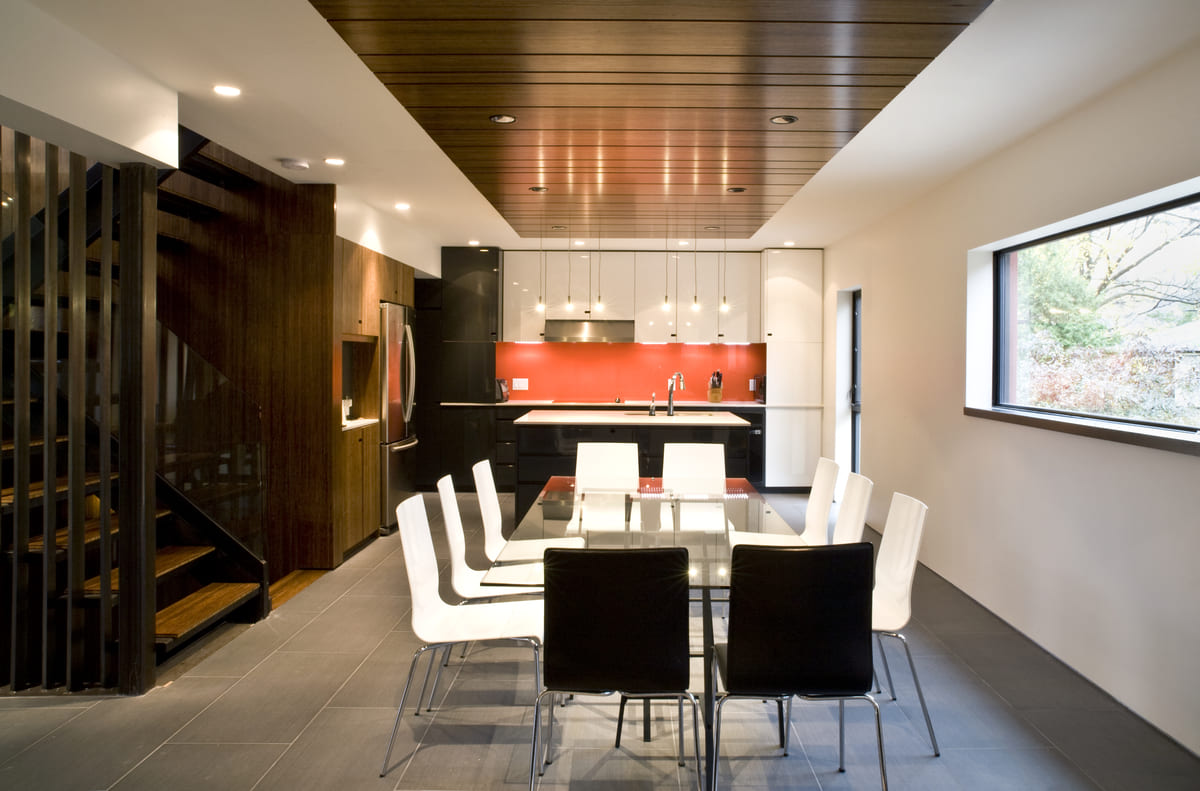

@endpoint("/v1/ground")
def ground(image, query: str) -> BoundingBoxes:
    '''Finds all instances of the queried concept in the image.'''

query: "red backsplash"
[495,342,766,402]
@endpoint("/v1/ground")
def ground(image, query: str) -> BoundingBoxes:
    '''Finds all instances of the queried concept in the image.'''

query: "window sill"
[963,406,1200,457]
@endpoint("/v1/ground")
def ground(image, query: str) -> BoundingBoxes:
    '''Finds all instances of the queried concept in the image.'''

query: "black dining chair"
[530,547,702,791]
[712,542,887,791]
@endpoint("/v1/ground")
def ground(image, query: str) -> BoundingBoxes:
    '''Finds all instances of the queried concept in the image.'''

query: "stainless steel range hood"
[542,319,635,342]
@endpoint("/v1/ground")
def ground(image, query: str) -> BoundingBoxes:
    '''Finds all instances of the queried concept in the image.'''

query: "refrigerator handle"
[403,321,417,424]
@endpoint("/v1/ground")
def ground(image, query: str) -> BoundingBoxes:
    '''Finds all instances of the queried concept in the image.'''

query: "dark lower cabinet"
[439,406,496,491]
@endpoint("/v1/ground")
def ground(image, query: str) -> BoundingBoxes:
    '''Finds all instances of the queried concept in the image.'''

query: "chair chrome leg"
[838,699,845,771]
[865,694,889,791]
[530,689,553,790]
[425,644,452,711]
[712,696,729,791]
[615,695,628,747]
[678,697,685,765]
[884,631,939,756]
[782,696,792,756]
[875,632,896,700]
[414,644,439,716]
[685,692,703,791]
[544,693,557,767]
[776,699,786,749]
[381,645,432,777]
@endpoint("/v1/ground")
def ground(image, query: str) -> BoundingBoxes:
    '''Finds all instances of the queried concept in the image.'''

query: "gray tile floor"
[1,492,1197,790]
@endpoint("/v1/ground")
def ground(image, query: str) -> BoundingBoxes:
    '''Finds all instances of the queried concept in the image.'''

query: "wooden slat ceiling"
[311,0,992,240]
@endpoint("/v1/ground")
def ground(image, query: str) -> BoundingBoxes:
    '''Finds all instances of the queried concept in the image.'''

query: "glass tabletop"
[485,476,798,589]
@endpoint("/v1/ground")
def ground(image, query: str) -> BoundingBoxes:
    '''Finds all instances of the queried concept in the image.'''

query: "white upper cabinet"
[674,252,720,343]
[501,250,544,341]
[544,250,588,319]
[587,250,636,320]
[634,251,676,342]
[763,248,822,342]
[716,251,761,343]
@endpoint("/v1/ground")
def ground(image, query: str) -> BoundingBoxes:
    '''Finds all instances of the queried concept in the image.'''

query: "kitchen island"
[513,409,751,519]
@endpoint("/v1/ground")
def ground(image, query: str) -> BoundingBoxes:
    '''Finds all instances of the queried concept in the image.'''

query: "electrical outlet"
[748,378,755,391]
[513,378,529,391]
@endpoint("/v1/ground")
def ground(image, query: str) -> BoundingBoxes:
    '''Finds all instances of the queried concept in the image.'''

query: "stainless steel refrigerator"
[379,302,418,534]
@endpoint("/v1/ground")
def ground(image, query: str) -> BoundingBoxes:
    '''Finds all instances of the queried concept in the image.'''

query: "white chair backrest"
[574,442,639,497]
[831,472,874,544]
[797,456,839,545]
[661,442,726,495]
[873,492,929,631]
[395,494,452,640]
[436,475,475,599]
[471,459,506,563]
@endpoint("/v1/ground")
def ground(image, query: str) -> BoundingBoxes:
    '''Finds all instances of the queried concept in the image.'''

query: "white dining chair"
[873,492,940,757]
[472,459,583,563]
[728,456,840,548]
[661,442,728,532]
[831,471,874,544]
[380,494,543,778]
[437,475,542,600]
[569,442,640,531]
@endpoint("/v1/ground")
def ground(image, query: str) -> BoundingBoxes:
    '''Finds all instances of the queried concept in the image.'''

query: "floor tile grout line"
[0,703,97,772]
[246,583,405,791]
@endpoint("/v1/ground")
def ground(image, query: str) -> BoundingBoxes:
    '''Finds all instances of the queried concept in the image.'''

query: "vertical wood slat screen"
[2,126,122,691]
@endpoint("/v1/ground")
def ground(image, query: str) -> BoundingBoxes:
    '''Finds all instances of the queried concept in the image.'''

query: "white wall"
[0,0,177,167]
[821,41,1200,754]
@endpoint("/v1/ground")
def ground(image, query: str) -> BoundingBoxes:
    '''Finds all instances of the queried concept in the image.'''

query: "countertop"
[513,409,751,427]
[341,417,379,431]
[441,399,763,408]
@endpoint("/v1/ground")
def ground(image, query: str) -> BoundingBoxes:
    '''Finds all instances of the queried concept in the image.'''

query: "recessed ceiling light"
[574,240,585,246]
[704,225,720,231]
[489,114,517,124]
[279,158,309,171]
[727,187,746,193]
[784,240,796,247]
[678,240,690,246]
[769,114,798,125]
[324,157,345,166]
[213,85,241,97]
[394,202,411,211]
[468,240,481,246]
[551,225,567,231]
[529,186,548,192]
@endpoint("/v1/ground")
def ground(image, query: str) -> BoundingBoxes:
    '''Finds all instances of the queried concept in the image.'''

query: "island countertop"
[514,409,750,427]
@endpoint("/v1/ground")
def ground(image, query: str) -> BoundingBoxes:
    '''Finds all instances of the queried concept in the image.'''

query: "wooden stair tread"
[25,507,170,552]
[155,582,260,641]
[2,472,106,508]
[83,545,215,593]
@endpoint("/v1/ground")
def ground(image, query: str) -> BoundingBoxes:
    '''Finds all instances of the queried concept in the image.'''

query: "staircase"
[2,125,269,693]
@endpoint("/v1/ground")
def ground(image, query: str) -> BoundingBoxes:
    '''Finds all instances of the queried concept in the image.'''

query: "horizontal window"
[993,193,1200,436]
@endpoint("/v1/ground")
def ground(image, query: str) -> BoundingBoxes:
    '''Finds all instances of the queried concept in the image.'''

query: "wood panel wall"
[156,142,337,577]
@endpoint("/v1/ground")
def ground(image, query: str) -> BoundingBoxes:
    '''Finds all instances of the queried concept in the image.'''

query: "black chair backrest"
[724,542,874,697]
[543,547,690,694]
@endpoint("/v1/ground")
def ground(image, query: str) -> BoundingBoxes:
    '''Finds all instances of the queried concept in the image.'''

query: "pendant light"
[594,218,604,312]
[662,225,671,312]
[565,216,574,311]
[536,204,546,313]
[720,226,730,313]
[690,225,700,312]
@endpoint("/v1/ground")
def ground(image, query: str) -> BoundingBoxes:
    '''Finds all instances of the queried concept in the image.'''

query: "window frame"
[984,190,1200,454]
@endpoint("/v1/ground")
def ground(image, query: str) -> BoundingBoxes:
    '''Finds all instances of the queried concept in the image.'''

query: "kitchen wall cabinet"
[634,251,677,342]
[587,250,636,320]
[502,250,543,341]
[335,238,414,337]
[335,422,380,557]
[442,246,500,342]
[761,248,823,487]
[763,248,822,341]
[716,251,762,343]
[673,252,720,343]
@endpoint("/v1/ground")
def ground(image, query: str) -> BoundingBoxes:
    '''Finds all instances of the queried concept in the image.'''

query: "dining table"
[481,475,799,791]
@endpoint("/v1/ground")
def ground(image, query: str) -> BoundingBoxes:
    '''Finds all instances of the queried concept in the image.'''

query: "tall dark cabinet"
[412,246,501,491]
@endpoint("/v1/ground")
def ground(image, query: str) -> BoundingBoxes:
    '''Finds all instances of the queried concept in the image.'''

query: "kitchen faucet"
[667,372,685,415]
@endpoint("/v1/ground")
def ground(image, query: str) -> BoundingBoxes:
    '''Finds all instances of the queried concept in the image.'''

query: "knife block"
[707,387,722,402]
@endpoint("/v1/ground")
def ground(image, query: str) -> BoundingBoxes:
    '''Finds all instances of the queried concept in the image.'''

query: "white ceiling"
[24,0,1200,272]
